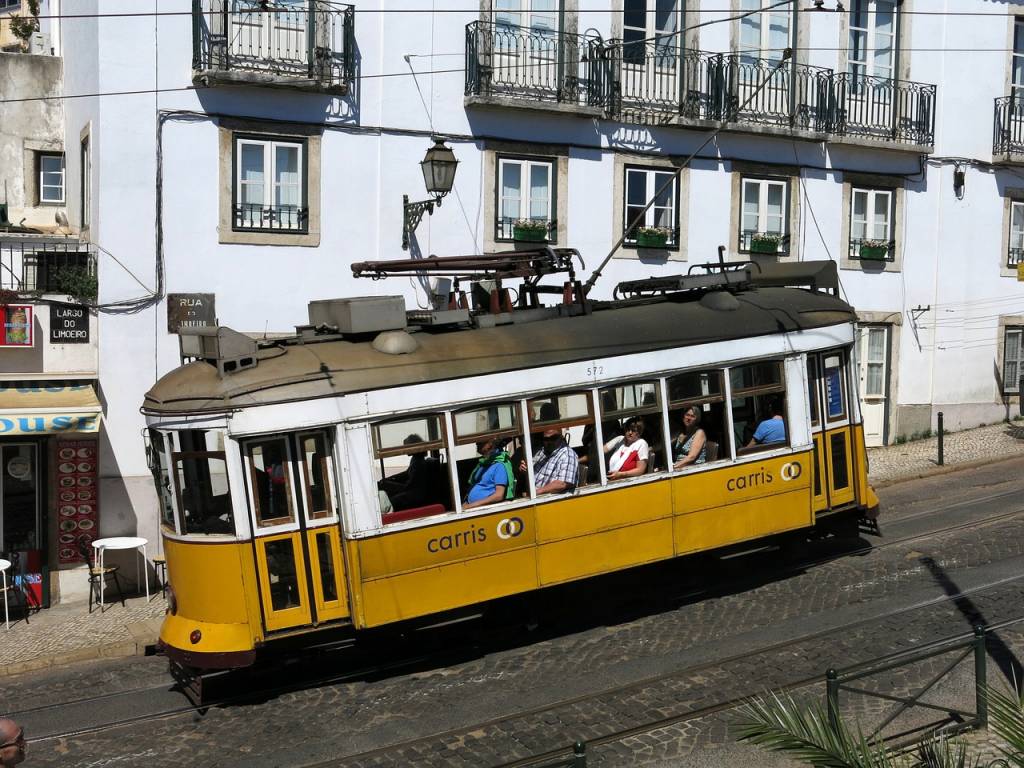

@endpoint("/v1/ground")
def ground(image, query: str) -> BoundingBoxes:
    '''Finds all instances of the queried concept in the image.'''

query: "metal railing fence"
[994,94,1024,157]
[193,0,355,89]
[0,242,97,294]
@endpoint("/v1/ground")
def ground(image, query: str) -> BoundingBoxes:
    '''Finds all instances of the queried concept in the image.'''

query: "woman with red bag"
[604,418,649,480]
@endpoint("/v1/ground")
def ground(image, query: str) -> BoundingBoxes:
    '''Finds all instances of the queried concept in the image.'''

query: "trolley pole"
[974,625,988,727]
[937,411,944,466]
[826,668,840,734]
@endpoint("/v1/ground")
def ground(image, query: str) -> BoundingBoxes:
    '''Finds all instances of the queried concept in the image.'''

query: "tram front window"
[374,415,453,522]
[173,430,234,535]
[148,428,178,531]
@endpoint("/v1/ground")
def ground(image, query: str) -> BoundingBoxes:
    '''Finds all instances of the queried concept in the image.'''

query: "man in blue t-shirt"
[746,399,787,448]
[464,436,515,510]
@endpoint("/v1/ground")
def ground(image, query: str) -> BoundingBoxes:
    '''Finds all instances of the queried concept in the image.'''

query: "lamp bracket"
[402,193,444,250]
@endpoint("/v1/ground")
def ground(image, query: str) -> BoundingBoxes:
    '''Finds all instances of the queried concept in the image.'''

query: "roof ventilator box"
[308,296,407,334]
[179,326,258,377]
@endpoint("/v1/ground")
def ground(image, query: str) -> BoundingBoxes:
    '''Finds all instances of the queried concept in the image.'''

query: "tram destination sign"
[167,293,216,333]
[50,303,90,343]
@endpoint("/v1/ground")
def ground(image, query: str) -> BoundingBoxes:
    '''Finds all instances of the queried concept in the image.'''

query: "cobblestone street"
[5,453,1024,767]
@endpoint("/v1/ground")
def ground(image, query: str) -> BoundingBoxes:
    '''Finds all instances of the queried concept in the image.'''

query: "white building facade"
[25,0,1024,574]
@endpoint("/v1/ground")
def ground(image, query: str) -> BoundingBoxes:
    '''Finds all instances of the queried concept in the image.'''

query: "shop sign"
[0,305,33,347]
[0,414,99,435]
[167,293,215,333]
[50,303,90,343]
[56,439,99,564]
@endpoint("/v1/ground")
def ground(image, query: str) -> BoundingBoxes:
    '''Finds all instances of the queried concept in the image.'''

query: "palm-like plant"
[735,685,1024,768]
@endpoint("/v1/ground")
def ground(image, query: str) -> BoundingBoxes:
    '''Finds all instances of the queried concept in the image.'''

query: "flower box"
[750,238,781,254]
[859,243,889,261]
[512,225,548,242]
[636,230,669,248]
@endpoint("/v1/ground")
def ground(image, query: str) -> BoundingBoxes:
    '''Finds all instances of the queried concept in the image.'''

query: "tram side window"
[526,392,588,490]
[731,361,788,455]
[246,437,295,527]
[666,369,729,465]
[599,381,665,479]
[453,402,522,509]
[374,415,452,523]
[148,428,178,532]
[299,432,336,520]
[173,430,234,535]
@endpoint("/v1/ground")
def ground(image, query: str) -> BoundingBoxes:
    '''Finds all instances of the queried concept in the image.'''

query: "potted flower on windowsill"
[512,219,549,242]
[858,239,890,260]
[750,233,783,254]
[635,226,671,248]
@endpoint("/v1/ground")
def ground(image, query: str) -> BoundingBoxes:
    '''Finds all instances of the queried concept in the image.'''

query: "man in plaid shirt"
[523,427,579,495]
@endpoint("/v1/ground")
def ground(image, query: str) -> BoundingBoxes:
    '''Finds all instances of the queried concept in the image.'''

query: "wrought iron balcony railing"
[465,21,606,107]
[848,238,896,263]
[495,217,557,242]
[833,72,936,146]
[465,27,937,149]
[606,42,832,132]
[739,231,790,254]
[234,204,309,233]
[192,0,355,91]
[993,95,1024,157]
[0,242,97,295]
[1008,246,1024,268]
[624,226,680,248]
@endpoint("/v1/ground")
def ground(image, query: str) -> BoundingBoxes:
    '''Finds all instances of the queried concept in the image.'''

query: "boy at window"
[464,436,515,509]
[746,399,787,448]
[523,427,579,495]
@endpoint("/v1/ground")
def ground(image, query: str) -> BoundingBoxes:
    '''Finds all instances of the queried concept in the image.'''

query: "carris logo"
[496,517,524,539]
[780,461,803,481]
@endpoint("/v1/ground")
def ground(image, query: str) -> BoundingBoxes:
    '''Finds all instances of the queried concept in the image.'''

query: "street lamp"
[402,138,459,250]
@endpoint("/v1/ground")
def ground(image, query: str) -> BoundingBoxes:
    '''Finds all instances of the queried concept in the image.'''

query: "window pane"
[600,382,660,416]
[872,192,890,240]
[264,539,301,611]
[626,170,647,206]
[500,161,522,221]
[655,0,678,35]
[149,429,177,530]
[528,163,550,220]
[624,0,646,32]
[742,180,760,232]
[529,392,590,425]
[653,173,675,208]
[300,433,334,520]
[375,416,443,454]
[866,363,884,396]
[668,370,723,403]
[174,442,233,535]
[454,402,520,441]
[275,145,300,187]
[248,438,294,525]
[494,0,519,27]
[730,361,783,392]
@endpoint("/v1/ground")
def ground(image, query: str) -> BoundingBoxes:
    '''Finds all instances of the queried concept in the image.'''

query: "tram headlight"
[190,629,202,645]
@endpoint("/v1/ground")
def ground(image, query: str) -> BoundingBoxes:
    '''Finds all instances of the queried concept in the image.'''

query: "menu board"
[56,438,98,564]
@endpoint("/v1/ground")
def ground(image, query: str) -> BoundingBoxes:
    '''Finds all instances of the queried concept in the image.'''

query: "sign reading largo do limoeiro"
[49,303,90,343]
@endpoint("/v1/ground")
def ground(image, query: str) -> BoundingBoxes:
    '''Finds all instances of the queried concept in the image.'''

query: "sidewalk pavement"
[1,421,1023,680]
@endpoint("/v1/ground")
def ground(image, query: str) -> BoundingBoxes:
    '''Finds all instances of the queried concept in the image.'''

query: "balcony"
[739,231,790,255]
[0,240,97,298]
[848,238,896,263]
[464,25,936,151]
[495,217,557,243]
[192,0,355,94]
[993,95,1024,162]
[1008,247,1023,269]
[465,21,606,116]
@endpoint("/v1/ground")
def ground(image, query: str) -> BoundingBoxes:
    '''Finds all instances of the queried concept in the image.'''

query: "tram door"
[244,431,348,633]
[806,351,856,512]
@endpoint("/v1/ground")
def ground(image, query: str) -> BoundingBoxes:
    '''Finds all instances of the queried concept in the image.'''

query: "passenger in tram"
[745,398,787,449]
[522,427,579,495]
[672,406,707,469]
[378,434,433,511]
[463,435,516,510]
[604,418,649,480]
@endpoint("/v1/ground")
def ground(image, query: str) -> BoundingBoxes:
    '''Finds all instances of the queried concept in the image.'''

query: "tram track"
[18,495,1024,749]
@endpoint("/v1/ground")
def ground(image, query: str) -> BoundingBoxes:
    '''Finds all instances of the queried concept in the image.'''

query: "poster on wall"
[56,438,99,564]
[0,305,33,347]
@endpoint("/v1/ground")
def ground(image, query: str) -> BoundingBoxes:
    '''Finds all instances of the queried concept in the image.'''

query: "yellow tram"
[143,255,877,670]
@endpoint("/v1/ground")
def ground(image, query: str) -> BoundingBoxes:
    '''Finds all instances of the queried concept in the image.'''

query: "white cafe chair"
[0,558,10,630]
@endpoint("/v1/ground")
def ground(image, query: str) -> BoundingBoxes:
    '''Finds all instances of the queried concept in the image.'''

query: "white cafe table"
[92,537,149,608]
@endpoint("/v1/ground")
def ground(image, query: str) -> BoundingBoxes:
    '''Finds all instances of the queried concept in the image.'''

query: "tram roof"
[143,282,856,415]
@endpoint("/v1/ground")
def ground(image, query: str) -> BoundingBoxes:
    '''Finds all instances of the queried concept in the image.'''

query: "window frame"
[739,0,792,63]
[1010,200,1024,269]
[848,0,897,82]
[37,152,65,205]
[1004,326,1023,394]
[738,175,789,254]
[244,436,298,529]
[849,186,895,261]
[495,154,557,242]
[231,133,309,234]
[623,165,680,249]
[80,136,90,229]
